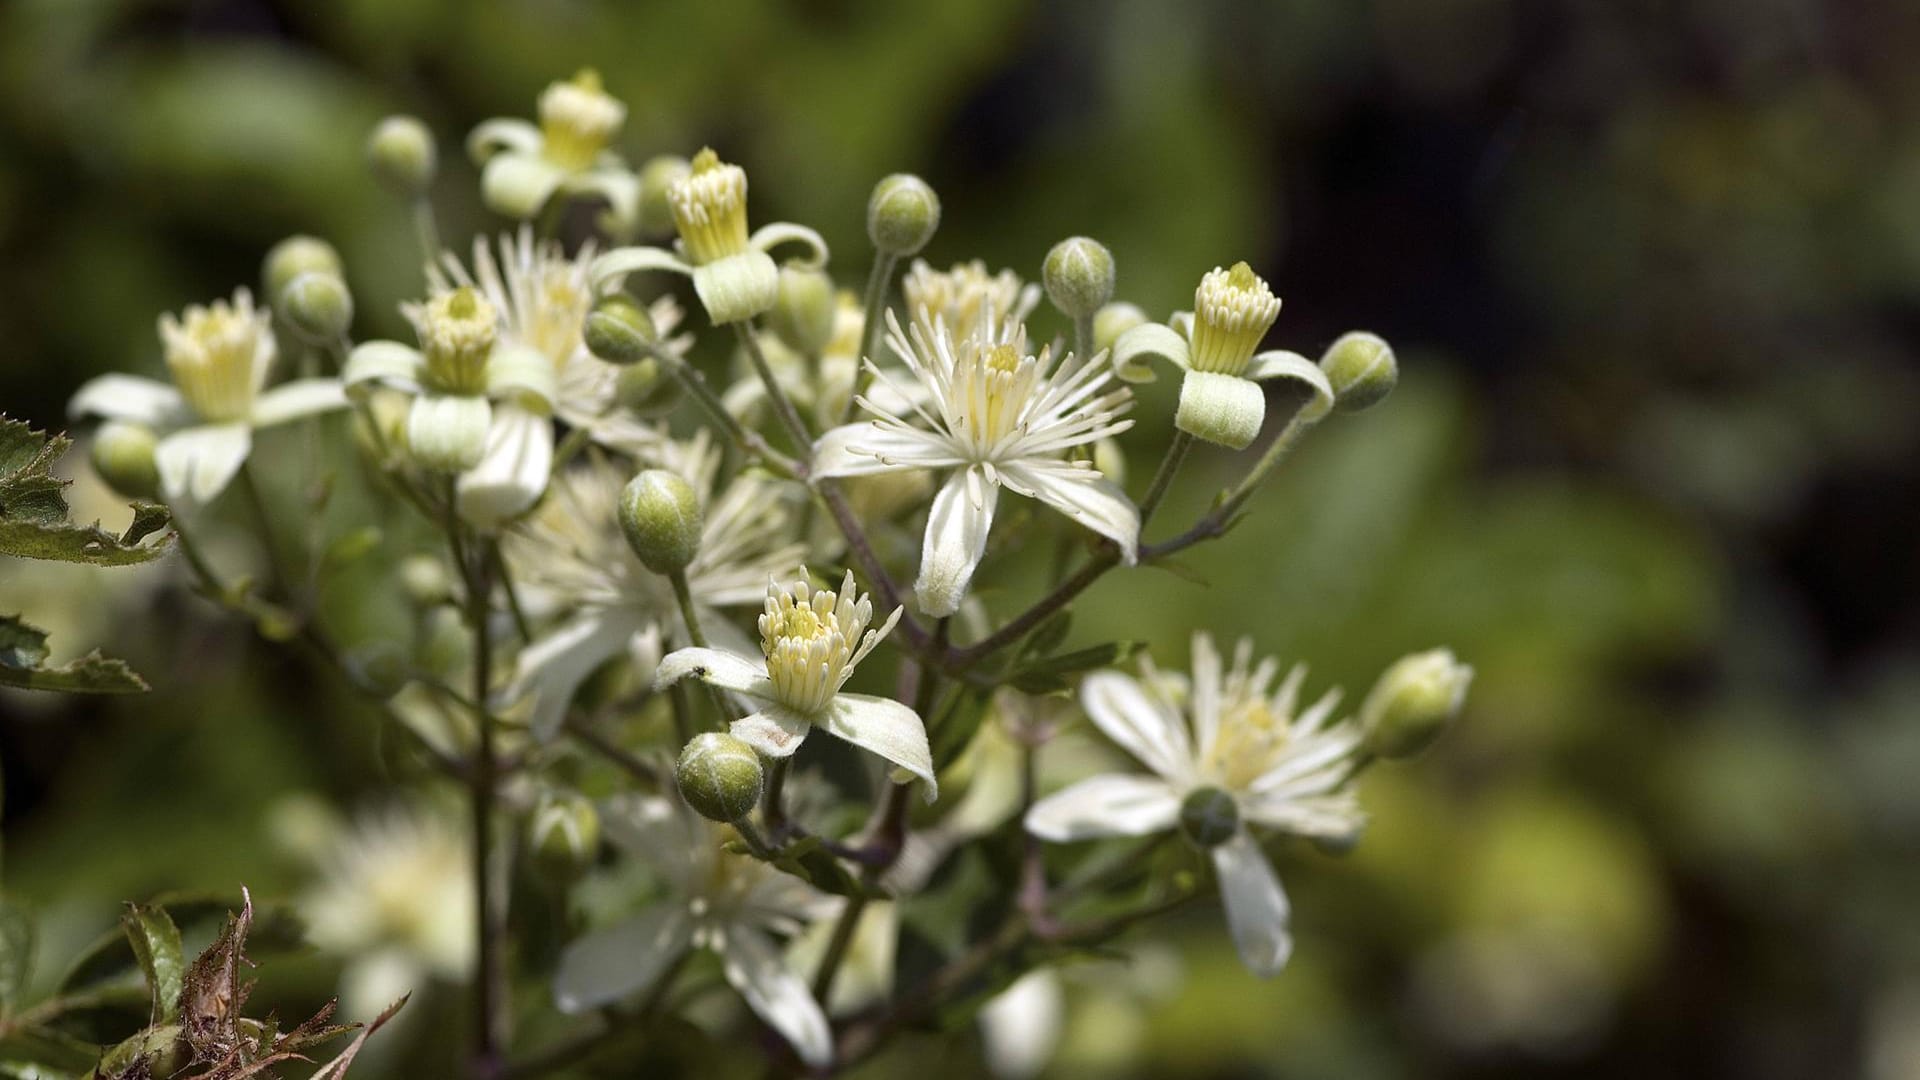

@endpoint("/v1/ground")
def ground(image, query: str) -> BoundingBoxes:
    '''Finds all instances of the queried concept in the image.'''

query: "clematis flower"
[655,569,937,797]
[811,311,1138,617]
[1110,262,1335,450]
[899,258,1041,335]
[1025,632,1371,976]
[68,289,347,507]
[590,148,829,326]
[467,69,640,236]
[343,285,557,528]
[552,795,837,1068]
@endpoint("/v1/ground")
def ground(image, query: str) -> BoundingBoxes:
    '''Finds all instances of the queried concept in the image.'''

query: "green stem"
[1072,312,1094,364]
[412,196,442,269]
[1136,429,1195,532]
[654,342,801,478]
[842,252,898,424]
[451,506,507,1077]
[1221,405,1328,511]
[733,322,814,454]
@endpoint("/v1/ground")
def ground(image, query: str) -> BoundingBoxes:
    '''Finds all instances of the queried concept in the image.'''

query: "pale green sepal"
[406,393,491,472]
[588,246,692,294]
[573,167,641,240]
[343,341,426,398]
[1175,370,1266,450]
[484,343,558,411]
[691,250,779,325]
[481,152,568,221]
[1247,349,1336,421]
[1110,322,1190,384]
[466,118,542,163]
[748,222,830,271]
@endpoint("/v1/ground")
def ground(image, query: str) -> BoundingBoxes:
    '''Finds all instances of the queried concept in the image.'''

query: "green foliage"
[0,615,147,695]
[0,417,171,567]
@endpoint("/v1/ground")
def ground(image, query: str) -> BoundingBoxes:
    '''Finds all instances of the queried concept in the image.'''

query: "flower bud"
[636,154,690,236]
[278,271,354,343]
[1092,301,1148,354]
[615,357,685,415]
[398,554,454,608]
[619,469,702,575]
[768,264,837,356]
[262,235,343,303]
[583,294,659,364]
[1320,331,1397,412]
[366,114,437,197]
[527,790,601,881]
[676,732,764,823]
[90,420,159,499]
[1043,236,1115,320]
[1361,648,1472,760]
[866,173,940,257]
[1178,786,1239,848]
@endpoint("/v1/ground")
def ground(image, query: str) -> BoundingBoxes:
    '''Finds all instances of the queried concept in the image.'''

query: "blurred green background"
[4,1,1919,1077]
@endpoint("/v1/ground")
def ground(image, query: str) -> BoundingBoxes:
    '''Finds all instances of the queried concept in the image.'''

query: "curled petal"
[466,118,542,163]
[154,422,252,506]
[68,375,188,427]
[456,405,553,529]
[1213,832,1293,977]
[484,343,557,411]
[1175,370,1266,450]
[406,393,492,472]
[251,378,349,428]
[913,468,997,618]
[691,250,779,325]
[748,222,830,271]
[343,341,426,397]
[1247,349,1336,422]
[825,693,937,800]
[1110,322,1190,384]
[589,245,693,294]
[480,152,567,221]
[1024,773,1180,841]
[732,707,814,758]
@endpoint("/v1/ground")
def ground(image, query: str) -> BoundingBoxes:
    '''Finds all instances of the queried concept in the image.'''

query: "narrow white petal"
[720,927,835,1069]
[1212,832,1293,977]
[589,245,693,293]
[825,693,937,800]
[553,907,692,1013]
[1077,671,1194,784]
[480,152,568,221]
[68,375,188,427]
[1239,791,1367,842]
[748,222,829,270]
[154,422,252,506]
[914,468,997,618]
[250,378,349,427]
[456,405,553,529]
[509,606,648,741]
[998,460,1138,564]
[1189,631,1224,760]
[811,423,960,478]
[1023,774,1180,841]
[732,708,813,759]
[654,646,774,697]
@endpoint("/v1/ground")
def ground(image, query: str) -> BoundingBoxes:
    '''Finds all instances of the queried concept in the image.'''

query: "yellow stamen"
[1188,262,1281,376]
[538,69,626,172]
[159,290,268,422]
[668,148,751,265]
[417,286,499,394]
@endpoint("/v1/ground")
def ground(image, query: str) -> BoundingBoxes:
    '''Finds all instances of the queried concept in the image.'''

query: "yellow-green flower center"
[1202,697,1291,792]
[954,341,1043,453]
[758,576,874,715]
[902,259,1025,334]
[418,286,499,395]
[538,69,625,172]
[669,148,751,265]
[160,290,267,422]
[1188,261,1281,377]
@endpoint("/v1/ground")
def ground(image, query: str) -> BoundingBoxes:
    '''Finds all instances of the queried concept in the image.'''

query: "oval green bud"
[1092,301,1149,354]
[262,235,343,302]
[614,357,685,416]
[1043,236,1115,320]
[1361,648,1472,760]
[1178,786,1239,848]
[527,790,601,881]
[866,173,941,257]
[366,114,437,197]
[279,271,354,343]
[768,264,837,356]
[90,420,159,499]
[676,732,764,822]
[637,154,691,236]
[1320,331,1398,412]
[398,554,454,608]
[584,294,659,365]
[619,469,702,574]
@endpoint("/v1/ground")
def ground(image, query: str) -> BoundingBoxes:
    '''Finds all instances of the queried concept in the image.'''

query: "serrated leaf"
[0,417,172,566]
[120,504,170,547]
[0,616,147,695]
[120,904,184,1025]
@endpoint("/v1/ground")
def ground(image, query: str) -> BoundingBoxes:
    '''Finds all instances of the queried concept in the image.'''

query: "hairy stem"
[841,252,898,424]
[1136,429,1194,532]
[733,321,814,455]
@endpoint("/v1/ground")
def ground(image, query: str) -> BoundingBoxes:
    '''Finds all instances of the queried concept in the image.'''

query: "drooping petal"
[484,343,558,411]
[68,375,188,427]
[510,606,648,741]
[914,467,997,618]
[1077,670,1195,784]
[1109,322,1191,384]
[654,646,775,697]
[342,341,426,397]
[690,250,779,325]
[997,459,1138,564]
[1212,832,1293,977]
[1175,370,1267,450]
[824,693,937,800]
[553,906,692,1014]
[406,393,492,472]
[731,708,813,759]
[466,118,543,162]
[589,246,693,294]
[251,378,349,427]
[718,926,834,1070]
[1023,774,1180,841]
[480,151,569,221]
[1246,349,1336,422]
[747,222,829,271]
[456,405,553,529]
[154,422,252,506]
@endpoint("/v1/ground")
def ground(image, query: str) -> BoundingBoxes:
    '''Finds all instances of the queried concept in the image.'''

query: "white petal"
[1239,791,1367,843]
[690,250,779,325]
[68,375,188,427]
[480,151,568,221]
[824,693,937,800]
[589,245,693,294]
[456,405,553,529]
[553,907,692,1013]
[1247,348,1336,421]
[914,468,997,618]
[342,341,425,396]
[1023,774,1180,841]
[978,971,1064,1080]
[731,708,813,758]
[654,646,774,697]
[811,423,961,478]
[510,606,648,741]
[1212,832,1293,977]
[484,343,558,411]
[1175,370,1267,450]
[251,378,348,427]
[1077,671,1194,784]
[154,422,252,506]
[466,117,543,162]
[406,393,492,472]
[998,459,1138,564]
[1189,631,1224,761]
[748,222,829,270]
[719,926,834,1070]
[1110,321,1190,384]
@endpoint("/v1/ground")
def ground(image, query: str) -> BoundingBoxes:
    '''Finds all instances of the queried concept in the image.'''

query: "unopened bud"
[528,790,601,880]
[637,154,691,236]
[398,554,454,608]
[584,294,659,364]
[676,732,764,822]
[1320,331,1397,412]
[1178,786,1239,848]
[1092,301,1148,354]
[768,264,837,356]
[90,420,159,499]
[619,469,702,574]
[366,114,437,197]
[1043,236,1115,321]
[279,271,354,343]
[262,236,343,302]
[615,357,685,416]
[1361,648,1472,760]
[866,173,940,257]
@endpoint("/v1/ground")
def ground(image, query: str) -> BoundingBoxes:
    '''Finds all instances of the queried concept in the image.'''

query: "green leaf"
[1010,641,1144,684]
[120,904,184,1024]
[1017,610,1072,662]
[321,526,382,574]
[0,895,33,1016]
[0,417,172,567]
[0,616,147,695]
[120,503,171,547]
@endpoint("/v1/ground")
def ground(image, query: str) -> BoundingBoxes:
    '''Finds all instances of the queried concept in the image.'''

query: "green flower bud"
[1178,786,1239,848]
[398,554,454,608]
[614,357,685,415]
[278,271,354,343]
[90,420,159,499]
[527,790,601,881]
[866,173,941,257]
[1092,301,1149,354]
[676,732,764,823]
[768,264,837,356]
[637,154,691,236]
[1361,648,1472,760]
[584,294,659,365]
[1042,236,1115,321]
[619,469,702,574]
[366,114,437,197]
[262,235,343,303]
[1320,331,1397,412]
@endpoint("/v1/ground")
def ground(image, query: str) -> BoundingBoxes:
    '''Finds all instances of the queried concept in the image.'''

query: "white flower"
[68,289,347,506]
[900,258,1040,337]
[812,311,1139,617]
[553,795,837,1068]
[655,569,937,797]
[343,284,558,528]
[590,148,829,326]
[467,70,640,236]
[1110,262,1335,450]
[1025,633,1368,977]
[503,436,805,739]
